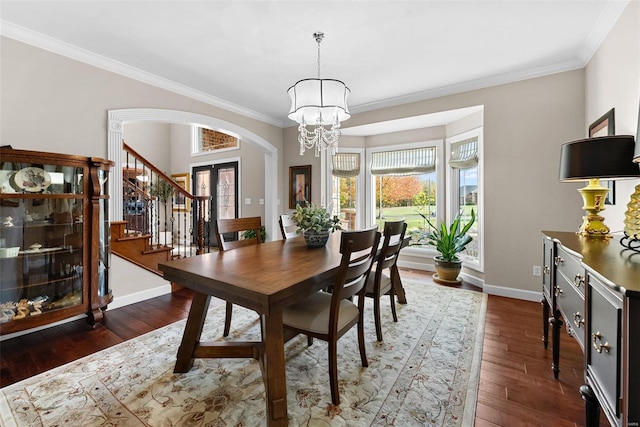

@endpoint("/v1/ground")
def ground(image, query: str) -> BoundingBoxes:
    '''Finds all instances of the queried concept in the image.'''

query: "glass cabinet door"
[0,162,86,325]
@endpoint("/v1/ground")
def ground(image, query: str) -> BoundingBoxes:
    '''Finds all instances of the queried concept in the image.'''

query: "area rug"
[0,279,487,427]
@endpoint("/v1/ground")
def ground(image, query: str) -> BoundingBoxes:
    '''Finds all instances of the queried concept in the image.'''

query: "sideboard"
[542,231,639,427]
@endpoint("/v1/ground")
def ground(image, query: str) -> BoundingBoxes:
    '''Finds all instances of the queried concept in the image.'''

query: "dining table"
[158,232,408,427]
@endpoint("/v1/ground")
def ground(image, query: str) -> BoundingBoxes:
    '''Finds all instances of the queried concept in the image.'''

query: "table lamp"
[621,110,640,249]
[559,135,640,238]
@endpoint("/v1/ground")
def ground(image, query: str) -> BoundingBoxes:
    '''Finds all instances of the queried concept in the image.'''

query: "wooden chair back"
[215,217,262,251]
[377,220,407,271]
[278,214,298,240]
[329,226,381,327]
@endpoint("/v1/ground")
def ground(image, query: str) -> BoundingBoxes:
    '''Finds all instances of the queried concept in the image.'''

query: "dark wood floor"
[0,269,605,426]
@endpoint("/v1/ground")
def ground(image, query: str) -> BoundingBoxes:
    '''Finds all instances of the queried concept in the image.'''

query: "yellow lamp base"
[576,178,611,238]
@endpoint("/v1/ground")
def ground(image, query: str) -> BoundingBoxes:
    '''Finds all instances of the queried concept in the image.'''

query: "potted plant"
[290,202,342,248]
[417,209,475,284]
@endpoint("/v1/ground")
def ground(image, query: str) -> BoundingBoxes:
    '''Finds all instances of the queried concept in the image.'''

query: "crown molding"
[576,0,630,63]
[350,58,585,116]
[0,20,284,128]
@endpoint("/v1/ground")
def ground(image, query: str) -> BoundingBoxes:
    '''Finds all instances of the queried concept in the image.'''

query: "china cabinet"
[0,147,113,335]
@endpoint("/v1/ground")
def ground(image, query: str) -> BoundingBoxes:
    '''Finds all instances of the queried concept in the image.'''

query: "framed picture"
[589,108,615,204]
[289,165,311,209]
[171,173,190,212]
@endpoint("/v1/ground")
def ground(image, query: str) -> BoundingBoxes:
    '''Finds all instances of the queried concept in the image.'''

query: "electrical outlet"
[244,198,251,205]
[532,265,542,277]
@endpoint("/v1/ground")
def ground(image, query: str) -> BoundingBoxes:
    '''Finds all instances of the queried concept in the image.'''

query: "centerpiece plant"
[290,202,342,247]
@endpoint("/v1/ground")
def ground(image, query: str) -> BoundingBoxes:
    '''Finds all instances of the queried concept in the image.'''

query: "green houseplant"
[417,209,475,284]
[290,202,342,247]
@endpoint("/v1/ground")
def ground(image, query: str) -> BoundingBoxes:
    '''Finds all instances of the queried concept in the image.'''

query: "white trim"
[0,20,283,128]
[107,284,173,310]
[483,283,542,302]
[0,314,87,342]
[107,108,278,242]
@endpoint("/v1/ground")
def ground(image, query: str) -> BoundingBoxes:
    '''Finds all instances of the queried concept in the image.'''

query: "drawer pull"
[573,274,584,288]
[555,287,563,297]
[573,312,585,328]
[555,256,564,266]
[543,265,550,275]
[592,331,611,353]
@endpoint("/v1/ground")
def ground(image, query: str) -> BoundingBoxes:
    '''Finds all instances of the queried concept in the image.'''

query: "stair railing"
[122,141,208,258]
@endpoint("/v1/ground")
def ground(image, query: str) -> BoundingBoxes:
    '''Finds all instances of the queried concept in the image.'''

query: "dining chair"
[278,214,298,240]
[364,220,407,342]
[282,226,381,405]
[214,216,263,337]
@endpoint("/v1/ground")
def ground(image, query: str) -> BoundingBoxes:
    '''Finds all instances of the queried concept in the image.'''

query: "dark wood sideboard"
[542,231,639,427]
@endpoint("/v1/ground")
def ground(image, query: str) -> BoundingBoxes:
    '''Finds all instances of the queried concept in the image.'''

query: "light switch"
[259,199,264,205]
[245,198,251,205]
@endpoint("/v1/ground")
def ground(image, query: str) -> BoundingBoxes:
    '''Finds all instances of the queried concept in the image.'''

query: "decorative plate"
[13,167,51,192]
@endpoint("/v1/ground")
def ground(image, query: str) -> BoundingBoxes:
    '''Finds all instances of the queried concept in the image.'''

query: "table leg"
[391,264,407,304]
[174,291,211,373]
[551,309,562,379]
[261,310,289,427]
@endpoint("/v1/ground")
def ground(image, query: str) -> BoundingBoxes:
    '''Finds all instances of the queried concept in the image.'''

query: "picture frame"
[171,173,190,212]
[589,108,615,204]
[289,165,311,209]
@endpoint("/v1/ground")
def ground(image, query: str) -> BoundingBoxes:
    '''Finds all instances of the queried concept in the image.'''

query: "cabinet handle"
[555,287,564,297]
[543,265,550,275]
[592,331,611,353]
[573,274,584,288]
[573,312,585,328]
[554,256,564,266]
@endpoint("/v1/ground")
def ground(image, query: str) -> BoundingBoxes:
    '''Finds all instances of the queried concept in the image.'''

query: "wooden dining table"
[158,232,408,427]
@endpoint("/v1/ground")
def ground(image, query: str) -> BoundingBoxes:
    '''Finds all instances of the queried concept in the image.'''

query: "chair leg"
[328,340,340,405]
[223,301,233,337]
[389,291,398,323]
[374,296,383,342]
[358,320,368,368]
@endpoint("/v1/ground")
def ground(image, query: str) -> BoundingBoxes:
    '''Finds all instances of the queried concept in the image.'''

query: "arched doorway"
[107,108,278,240]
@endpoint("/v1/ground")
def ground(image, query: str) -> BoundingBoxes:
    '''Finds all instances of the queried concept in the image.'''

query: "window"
[330,151,363,230]
[192,126,240,154]
[447,130,481,267]
[367,143,441,246]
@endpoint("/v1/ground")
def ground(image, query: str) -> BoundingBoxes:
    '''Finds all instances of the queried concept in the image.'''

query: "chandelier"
[287,32,350,157]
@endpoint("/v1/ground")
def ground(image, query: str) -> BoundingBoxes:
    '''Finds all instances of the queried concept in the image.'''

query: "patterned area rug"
[0,279,487,427]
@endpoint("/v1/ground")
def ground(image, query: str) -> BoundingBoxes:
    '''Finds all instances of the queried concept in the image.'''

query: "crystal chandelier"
[287,32,350,157]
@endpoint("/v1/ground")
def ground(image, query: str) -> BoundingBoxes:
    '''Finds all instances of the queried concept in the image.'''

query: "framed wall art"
[171,173,190,212]
[289,165,311,209]
[589,108,615,204]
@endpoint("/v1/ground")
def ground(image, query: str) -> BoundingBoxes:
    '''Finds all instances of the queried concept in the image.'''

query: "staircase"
[110,142,209,278]
[110,221,176,275]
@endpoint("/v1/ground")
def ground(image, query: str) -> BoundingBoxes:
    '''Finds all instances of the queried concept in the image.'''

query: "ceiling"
[0,1,629,132]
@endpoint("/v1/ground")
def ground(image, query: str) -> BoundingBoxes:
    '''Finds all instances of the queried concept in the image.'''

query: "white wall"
[585,0,640,230]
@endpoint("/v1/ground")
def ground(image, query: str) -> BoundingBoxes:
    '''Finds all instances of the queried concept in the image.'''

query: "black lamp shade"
[559,135,640,181]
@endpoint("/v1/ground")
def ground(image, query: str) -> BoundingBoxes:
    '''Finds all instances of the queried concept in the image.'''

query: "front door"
[193,162,238,247]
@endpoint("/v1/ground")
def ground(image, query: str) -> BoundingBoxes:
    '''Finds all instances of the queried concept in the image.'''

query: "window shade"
[332,153,360,177]
[449,137,478,169]
[370,147,436,176]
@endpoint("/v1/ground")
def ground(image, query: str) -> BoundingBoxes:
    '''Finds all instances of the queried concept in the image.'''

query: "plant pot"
[303,229,330,248]
[433,256,462,285]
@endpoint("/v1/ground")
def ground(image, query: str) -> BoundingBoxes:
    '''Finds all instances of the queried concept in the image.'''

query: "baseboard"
[0,314,87,341]
[483,283,542,302]
[397,260,541,302]
[107,284,173,310]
